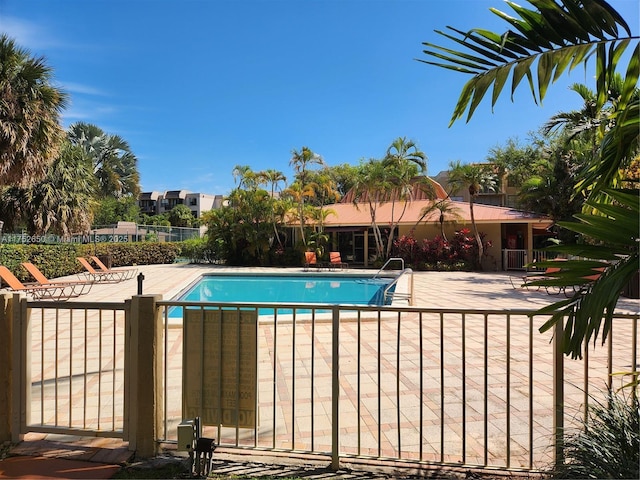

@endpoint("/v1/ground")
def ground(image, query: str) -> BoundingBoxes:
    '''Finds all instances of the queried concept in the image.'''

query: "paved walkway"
[2,263,637,478]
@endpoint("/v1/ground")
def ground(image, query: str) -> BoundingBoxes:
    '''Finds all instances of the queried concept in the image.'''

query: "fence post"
[553,318,565,469]
[0,294,13,442]
[331,306,340,471]
[128,294,163,458]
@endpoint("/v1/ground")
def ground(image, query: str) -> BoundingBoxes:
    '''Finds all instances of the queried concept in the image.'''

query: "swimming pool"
[174,274,395,311]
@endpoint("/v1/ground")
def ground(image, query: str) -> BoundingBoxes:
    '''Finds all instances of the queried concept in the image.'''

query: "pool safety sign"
[183,309,258,428]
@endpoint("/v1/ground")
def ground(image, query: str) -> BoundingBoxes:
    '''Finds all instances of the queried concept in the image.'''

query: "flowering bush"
[391,229,491,271]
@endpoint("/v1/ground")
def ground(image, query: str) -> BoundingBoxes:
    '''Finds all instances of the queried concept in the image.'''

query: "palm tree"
[417,199,462,241]
[68,122,140,198]
[543,83,601,149]
[420,0,639,358]
[260,169,287,198]
[290,146,324,186]
[0,35,67,188]
[3,142,95,235]
[289,147,324,247]
[258,169,287,250]
[350,159,390,261]
[447,161,497,269]
[382,137,430,258]
[282,181,317,247]
[232,164,258,190]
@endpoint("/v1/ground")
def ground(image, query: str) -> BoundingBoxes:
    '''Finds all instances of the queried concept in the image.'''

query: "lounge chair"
[77,257,124,283]
[512,260,605,297]
[329,252,348,270]
[510,264,562,293]
[304,251,320,271]
[0,266,77,301]
[21,262,94,297]
[90,256,137,281]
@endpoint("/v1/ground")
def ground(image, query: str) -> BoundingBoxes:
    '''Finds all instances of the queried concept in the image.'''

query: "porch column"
[527,223,534,266]
[364,230,369,268]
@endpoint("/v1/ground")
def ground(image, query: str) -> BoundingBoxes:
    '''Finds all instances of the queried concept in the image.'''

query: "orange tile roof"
[319,199,552,228]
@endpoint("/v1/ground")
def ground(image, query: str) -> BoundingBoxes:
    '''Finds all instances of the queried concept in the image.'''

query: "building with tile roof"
[314,177,552,270]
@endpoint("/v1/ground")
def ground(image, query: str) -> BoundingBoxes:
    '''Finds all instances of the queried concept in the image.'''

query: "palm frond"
[419,0,638,125]
[534,188,638,358]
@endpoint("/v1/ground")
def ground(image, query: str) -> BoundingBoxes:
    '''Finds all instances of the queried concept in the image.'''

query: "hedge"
[0,242,182,282]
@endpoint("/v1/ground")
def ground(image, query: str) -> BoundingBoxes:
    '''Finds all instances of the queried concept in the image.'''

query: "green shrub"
[0,242,182,281]
[88,242,181,266]
[547,388,639,479]
[179,237,218,264]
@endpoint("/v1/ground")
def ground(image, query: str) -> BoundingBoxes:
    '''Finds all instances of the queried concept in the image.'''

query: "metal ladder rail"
[382,267,414,306]
[372,257,405,279]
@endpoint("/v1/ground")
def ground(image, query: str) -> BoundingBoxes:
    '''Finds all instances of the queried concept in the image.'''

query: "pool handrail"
[383,267,413,306]
[373,257,405,279]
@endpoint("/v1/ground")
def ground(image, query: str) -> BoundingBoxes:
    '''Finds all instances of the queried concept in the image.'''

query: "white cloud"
[60,81,109,97]
[1,16,60,51]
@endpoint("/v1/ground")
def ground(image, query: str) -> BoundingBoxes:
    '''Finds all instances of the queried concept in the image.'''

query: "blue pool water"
[174,274,394,313]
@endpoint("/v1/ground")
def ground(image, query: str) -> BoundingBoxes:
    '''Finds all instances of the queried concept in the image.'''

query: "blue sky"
[2,0,638,195]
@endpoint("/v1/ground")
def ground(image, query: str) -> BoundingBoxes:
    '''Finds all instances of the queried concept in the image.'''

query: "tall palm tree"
[290,146,324,186]
[232,164,258,190]
[350,159,391,261]
[447,161,497,269]
[420,0,638,358]
[282,181,317,247]
[68,122,140,198]
[259,169,287,198]
[257,169,287,250]
[0,35,67,188]
[289,147,324,247]
[383,137,427,173]
[382,137,429,258]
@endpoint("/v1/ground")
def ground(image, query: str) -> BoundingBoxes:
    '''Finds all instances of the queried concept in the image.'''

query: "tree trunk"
[469,198,483,270]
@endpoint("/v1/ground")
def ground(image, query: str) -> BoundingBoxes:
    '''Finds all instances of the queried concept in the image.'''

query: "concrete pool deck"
[63,262,639,314]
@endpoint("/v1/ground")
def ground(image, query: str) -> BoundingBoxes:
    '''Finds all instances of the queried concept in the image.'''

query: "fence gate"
[6,295,130,440]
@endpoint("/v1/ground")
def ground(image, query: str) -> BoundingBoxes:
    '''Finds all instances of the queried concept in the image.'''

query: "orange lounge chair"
[329,252,348,270]
[90,256,137,281]
[304,251,321,271]
[514,260,606,297]
[0,266,77,301]
[21,262,93,297]
[77,257,124,283]
[510,263,563,292]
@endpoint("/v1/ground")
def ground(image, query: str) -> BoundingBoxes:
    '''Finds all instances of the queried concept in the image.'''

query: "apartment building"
[138,190,223,218]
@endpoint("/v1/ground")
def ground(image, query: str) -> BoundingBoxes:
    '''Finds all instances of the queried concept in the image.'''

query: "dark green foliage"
[93,197,141,226]
[0,242,181,282]
[203,188,279,266]
[0,244,81,281]
[90,242,181,267]
[548,389,639,479]
[179,237,219,264]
